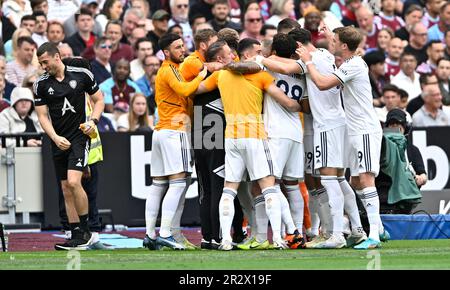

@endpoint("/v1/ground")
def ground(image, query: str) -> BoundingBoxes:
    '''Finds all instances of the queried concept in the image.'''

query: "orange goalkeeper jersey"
[154,59,204,131]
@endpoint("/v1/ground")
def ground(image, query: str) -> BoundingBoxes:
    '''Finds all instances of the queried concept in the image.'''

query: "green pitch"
[1,240,450,270]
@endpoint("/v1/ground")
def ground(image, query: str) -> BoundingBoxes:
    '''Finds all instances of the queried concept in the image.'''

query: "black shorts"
[52,136,90,180]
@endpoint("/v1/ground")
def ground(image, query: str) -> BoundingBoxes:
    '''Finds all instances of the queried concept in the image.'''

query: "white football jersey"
[303,110,314,136]
[263,70,306,143]
[333,56,382,135]
[297,49,346,132]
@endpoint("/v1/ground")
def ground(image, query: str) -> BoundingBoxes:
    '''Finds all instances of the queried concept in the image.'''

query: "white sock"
[171,179,188,240]
[145,180,169,238]
[317,188,332,236]
[338,176,363,231]
[219,188,237,243]
[262,186,282,242]
[275,184,297,235]
[357,187,381,241]
[308,189,320,236]
[254,195,268,242]
[159,178,188,238]
[286,184,304,233]
[321,176,344,237]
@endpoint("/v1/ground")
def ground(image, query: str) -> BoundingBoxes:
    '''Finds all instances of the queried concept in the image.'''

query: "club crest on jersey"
[69,80,77,89]
[48,87,54,95]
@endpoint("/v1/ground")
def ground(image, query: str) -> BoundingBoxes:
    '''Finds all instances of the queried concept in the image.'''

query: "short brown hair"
[194,29,217,50]
[336,26,363,52]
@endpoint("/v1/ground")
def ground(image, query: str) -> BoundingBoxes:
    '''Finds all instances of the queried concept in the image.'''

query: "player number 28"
[276,80,303,100]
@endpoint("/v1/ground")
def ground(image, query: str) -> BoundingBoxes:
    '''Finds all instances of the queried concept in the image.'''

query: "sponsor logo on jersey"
[48,87,54,95]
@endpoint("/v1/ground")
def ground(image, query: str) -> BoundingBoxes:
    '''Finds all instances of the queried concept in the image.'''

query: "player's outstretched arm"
[224,61,262,74]
[35,105,71,150]
[258,55,302,75]
[266,83,301,112]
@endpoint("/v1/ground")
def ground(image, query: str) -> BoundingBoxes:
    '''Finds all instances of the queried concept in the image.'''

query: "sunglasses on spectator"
[246,18,262,23]
[100,44,112,49]
[177,4,188,9]
[145,63,160,67]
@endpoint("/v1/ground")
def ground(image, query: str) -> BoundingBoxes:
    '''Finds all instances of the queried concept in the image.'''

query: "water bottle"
[79,122,98,139]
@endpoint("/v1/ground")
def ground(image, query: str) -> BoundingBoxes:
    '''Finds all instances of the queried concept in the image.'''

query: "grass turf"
[1,240,450,270]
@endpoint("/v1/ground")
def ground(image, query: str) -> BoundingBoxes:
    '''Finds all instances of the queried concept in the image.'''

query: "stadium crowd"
[0,0,448,251]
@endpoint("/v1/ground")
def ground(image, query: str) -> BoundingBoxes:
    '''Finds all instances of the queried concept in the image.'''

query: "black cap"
[385,108,407,127]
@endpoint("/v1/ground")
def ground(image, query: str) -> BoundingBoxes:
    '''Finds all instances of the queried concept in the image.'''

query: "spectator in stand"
[32,11,48,47]
[260,24,277,41]
[64,0,103,39]
[355,3,383,50]
[65,8,96,56]
[83,20,134,64]
[4,23,34,62]
[117,93,154,132]
[391,51,421,103]
[298,0,343,31]
[128,27,147,52]
[265,0,295,27]
[0,87,43,147]
[46,0,78,23]
[95,0,123,34]
[147,10,170,53]
[385,37,404,79]
[169,0,194,51]
[395,4,423,42]
[2,0,33,28]
[121,8,145,45]
[406,73,439,116]
[91,37,113,85]
[436,58,450,105]
[364,50,389,106]
[398,88,409,109]
[333,0,361,27]
[189,0,215,23]
[130,38,154,81]
[375,84,412,124]
[277,17,301,34]
[428,2,450,42]
[46,21,65,45]
[208,0,242,33]
[0,56,16,102]
[422,0,443,28]
[376,0,405,32]
[0,75,11,113]
[136,55,160,111]
[5,36,37,87]
[375,27,394,54]
[30,0,49,15]
[240,8,263,41]
[20,14,37,34]
[404,22,429,66]
[190,14,207,35]
[303,6,327,46]
[130,0,153,32]
[100,58,142,113]
[445,29,450,60]
[57,42,73,59]
[416,40,445,74]
[412,82,450,126]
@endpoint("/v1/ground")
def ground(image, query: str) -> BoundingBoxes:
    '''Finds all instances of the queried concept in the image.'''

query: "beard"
[170,51,184,63]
